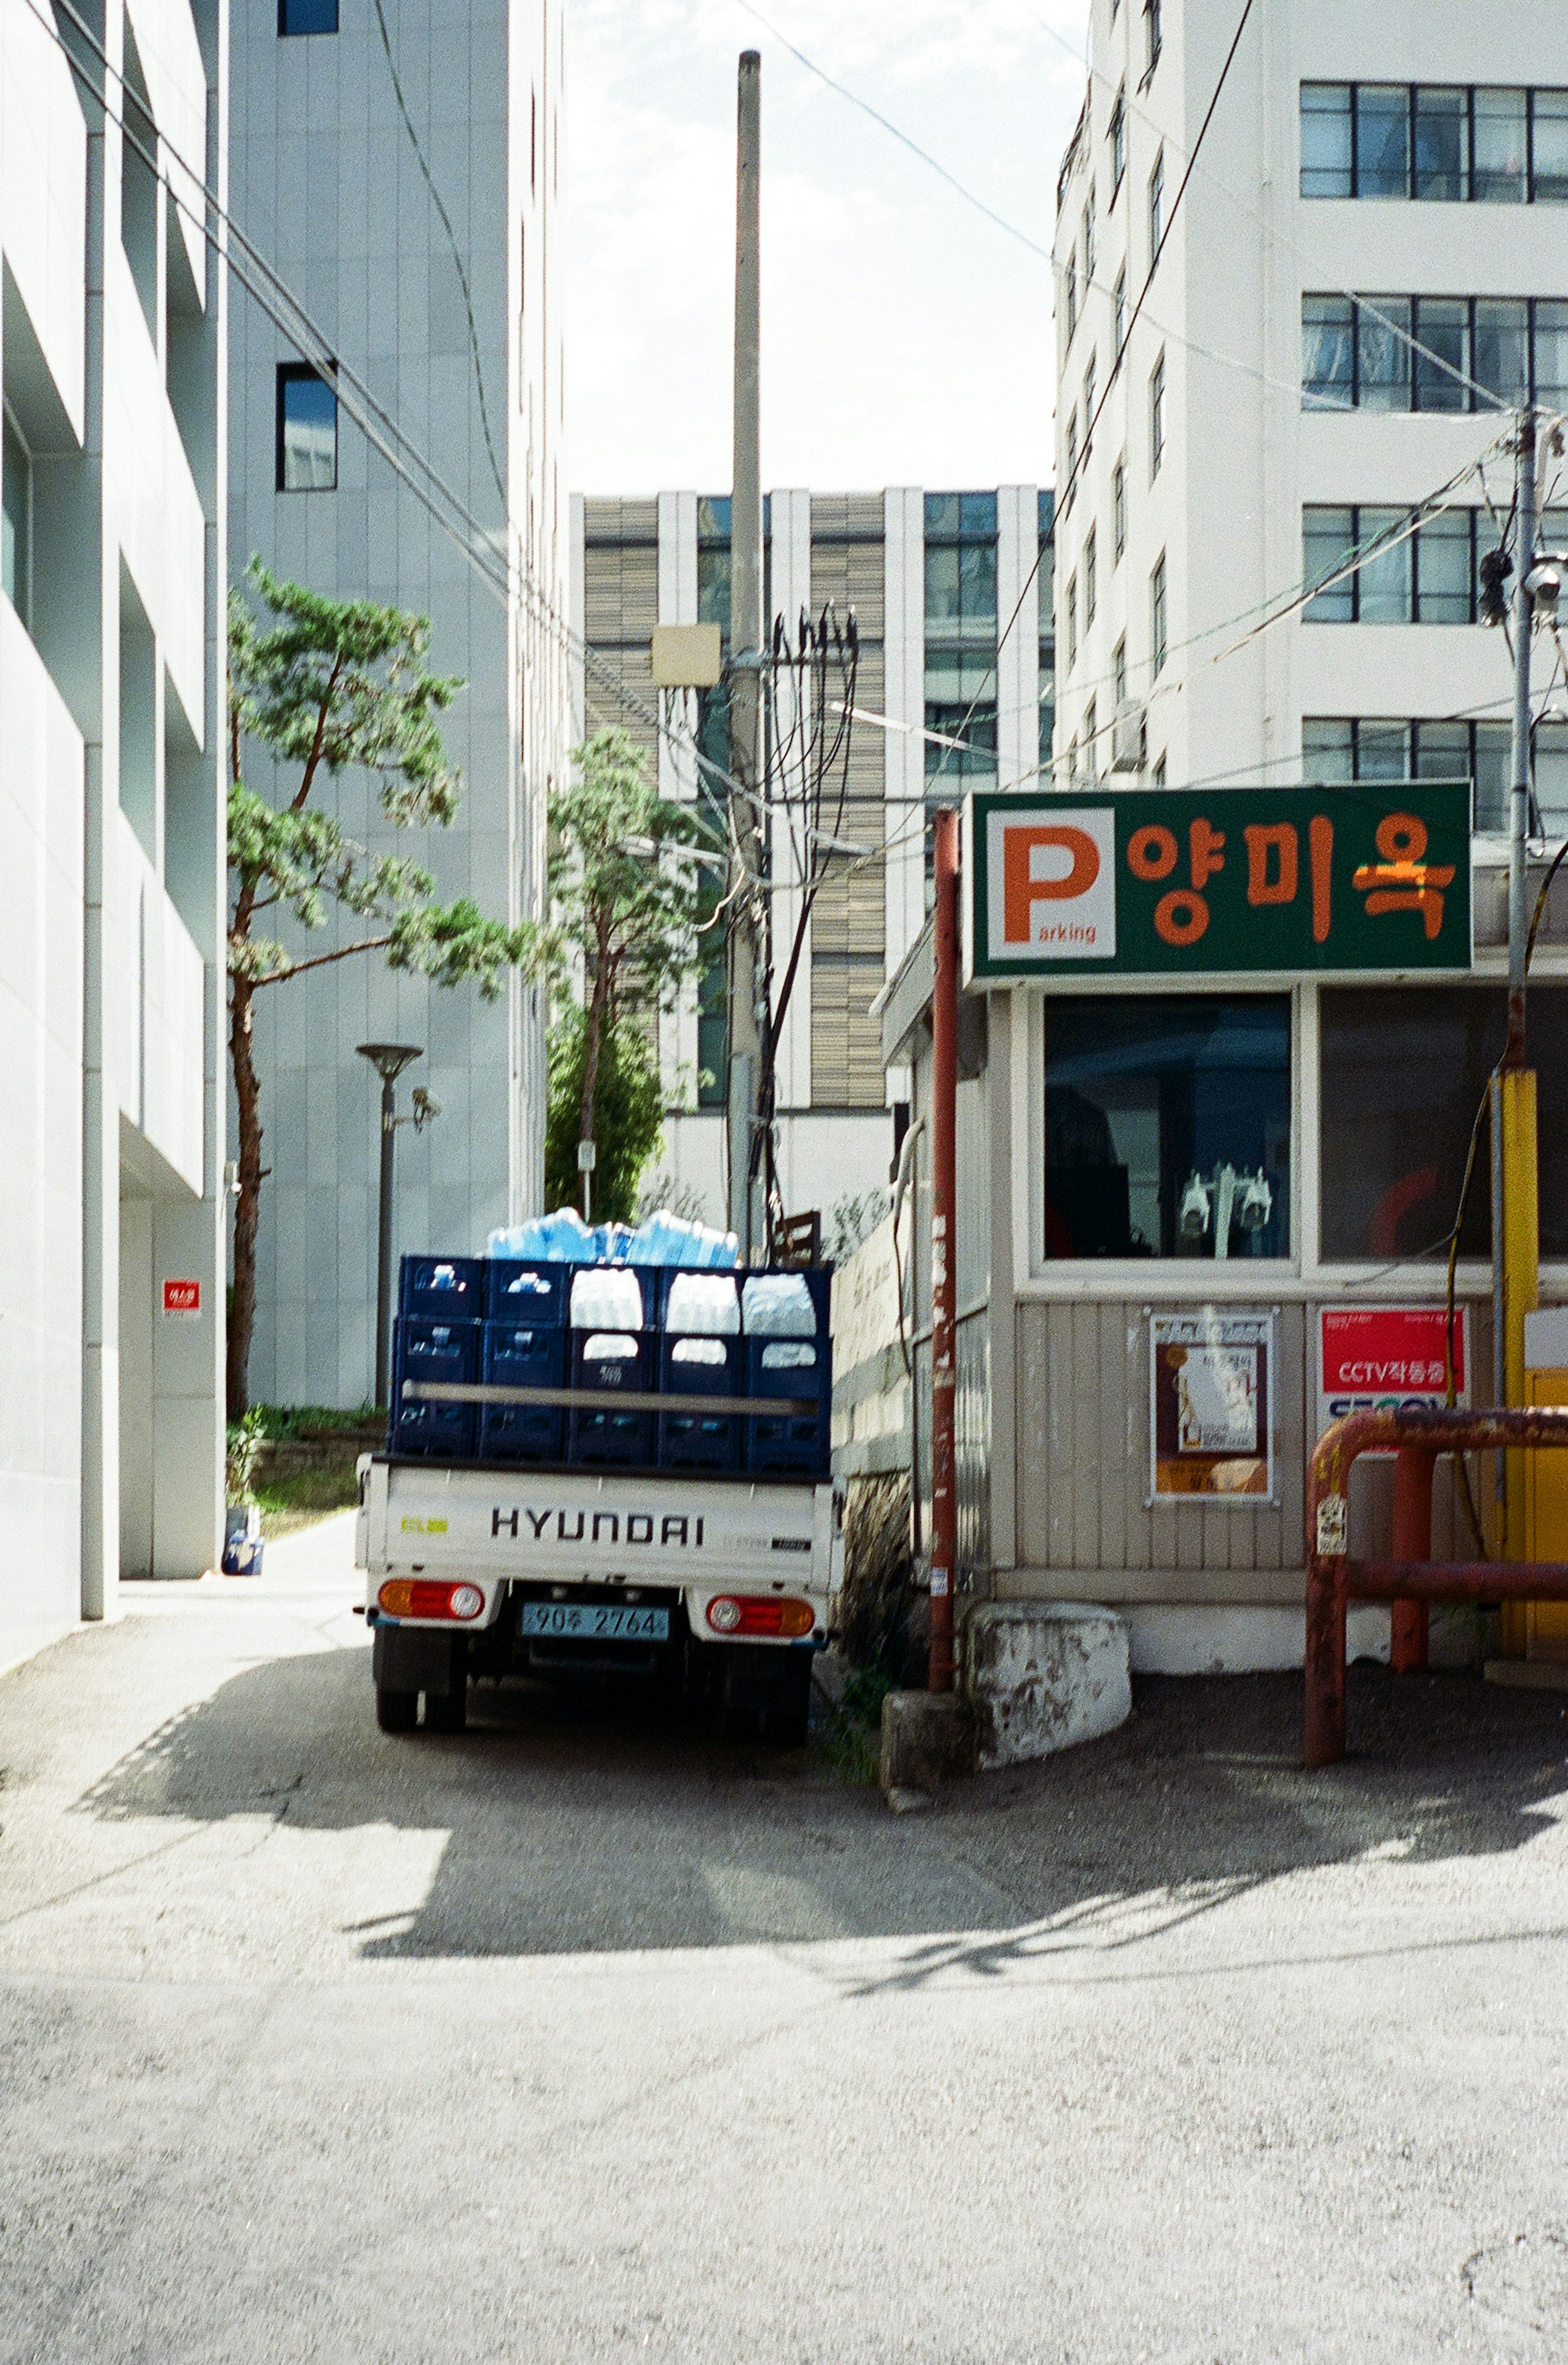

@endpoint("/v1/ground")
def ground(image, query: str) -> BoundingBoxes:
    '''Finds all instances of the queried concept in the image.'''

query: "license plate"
[519,1601,669,1643]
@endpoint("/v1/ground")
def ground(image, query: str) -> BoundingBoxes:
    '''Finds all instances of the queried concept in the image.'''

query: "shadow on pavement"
[74,1650,1568,1962]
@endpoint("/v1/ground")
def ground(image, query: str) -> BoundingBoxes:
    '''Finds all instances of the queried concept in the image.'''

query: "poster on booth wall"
[1149,1310,1274,1502]
[1316,1306,1467,1456]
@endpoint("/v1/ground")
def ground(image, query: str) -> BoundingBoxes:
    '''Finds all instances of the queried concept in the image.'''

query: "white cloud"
[567,0,1089,493]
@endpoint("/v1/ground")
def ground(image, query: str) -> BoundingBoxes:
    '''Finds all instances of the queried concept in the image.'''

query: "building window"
[1301,504,1519,626]
[1082,355,1097,455]
[1148,150,1165,265]
[1150,551,1167,677]
[1321,987,1568,1261]
[1152,752,1167,789]
[1113,456,1127,561]
[1114,265,1127,358]
[1044,996,1291,1260]
[1082,698,1097,777]
[1083,190,1096,287]
[2,409,30,625]
[1113,636,1127,710]
[1064,408,1078,497]
[1110,90,1127,195]
[1303,292,1568,412]
[278,0,337,32]
[1084,524,1098,626]
[1143,0,1161,81]
[1301,83,1568,203]
[276,364,337,490]
[924,491,998,787]
[1301,713,1554,836]
[1065,571,1078,666]
[1149,350,1165,479]
[1065,250,1078,342]
[1038,488,1056,768]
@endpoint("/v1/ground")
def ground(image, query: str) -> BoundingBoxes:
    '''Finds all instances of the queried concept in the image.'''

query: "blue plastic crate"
[399,1255,484,1323]
[566,1329,656,1467]
[390,1315,480,1458]
[744,1335,832,1478]
[479,1319,566,1463]
[483,1260,568,1325]
[657,1333,742,1473]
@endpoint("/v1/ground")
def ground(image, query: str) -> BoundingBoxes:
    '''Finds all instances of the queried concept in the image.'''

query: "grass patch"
[816,1665,898,1784]
[250,1402,380,1441]
[253,1457,361,1541]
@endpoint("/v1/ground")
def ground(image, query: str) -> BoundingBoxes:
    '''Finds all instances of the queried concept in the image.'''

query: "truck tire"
[376,1682,418,1734]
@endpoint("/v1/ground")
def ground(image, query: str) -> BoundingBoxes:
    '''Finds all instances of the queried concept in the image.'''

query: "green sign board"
[964,785,1472,981]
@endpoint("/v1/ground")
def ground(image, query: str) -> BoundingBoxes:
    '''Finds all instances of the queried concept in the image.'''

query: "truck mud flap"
[373,1623,463,1696]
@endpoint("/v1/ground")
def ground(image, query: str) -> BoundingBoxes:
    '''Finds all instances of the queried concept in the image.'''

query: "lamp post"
[356,1042,424,1409]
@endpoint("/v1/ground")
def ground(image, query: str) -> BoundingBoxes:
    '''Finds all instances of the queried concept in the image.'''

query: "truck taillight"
[379,1579,485,1621]
[705,1595,814,1639]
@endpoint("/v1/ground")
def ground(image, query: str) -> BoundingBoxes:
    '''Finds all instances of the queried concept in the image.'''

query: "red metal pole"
[1389,1447,1434,1673]
[929,807,959,1694]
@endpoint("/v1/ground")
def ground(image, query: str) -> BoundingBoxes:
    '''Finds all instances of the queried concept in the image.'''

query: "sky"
[566,0,1092,496]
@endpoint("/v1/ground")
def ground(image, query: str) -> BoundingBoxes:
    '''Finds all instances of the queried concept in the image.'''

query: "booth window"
[1320,985,1568,1260]
[1044,996,1291,1259]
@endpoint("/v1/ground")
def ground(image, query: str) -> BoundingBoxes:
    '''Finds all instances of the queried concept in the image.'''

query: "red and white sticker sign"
[1318,1306,1465,1445]
[162,1277,201,1318]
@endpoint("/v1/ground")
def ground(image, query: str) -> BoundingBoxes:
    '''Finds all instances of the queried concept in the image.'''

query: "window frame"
[1301,291,1566,411]
[2,402,32,627]
[1150,550,1167,678]
[1148,149,1165,269]
[1302,502,1482,626]
[277,0,338,34]
[1149,349,1165,480]
[1301,80,1568,203]
[1109,89,1127,197]
[1112,455,1127,563]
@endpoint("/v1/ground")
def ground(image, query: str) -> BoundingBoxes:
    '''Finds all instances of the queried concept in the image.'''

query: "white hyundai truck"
[356,1456,842,1743]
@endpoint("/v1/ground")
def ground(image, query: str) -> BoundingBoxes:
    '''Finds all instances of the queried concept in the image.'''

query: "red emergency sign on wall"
[162,1278,201,1317]
[1318,1306,1465,1445]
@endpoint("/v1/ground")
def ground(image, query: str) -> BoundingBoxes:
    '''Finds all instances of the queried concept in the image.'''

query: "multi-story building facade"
[570,485,1054,1235]
[2,0,228,1658]
[1053,0,1568,814]
[230,0,567,1407]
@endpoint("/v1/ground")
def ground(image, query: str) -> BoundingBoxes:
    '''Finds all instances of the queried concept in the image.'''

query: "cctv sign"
[964,786,1472,979]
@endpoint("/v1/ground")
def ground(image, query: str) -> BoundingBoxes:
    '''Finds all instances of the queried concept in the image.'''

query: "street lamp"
[356,1042,424,1409]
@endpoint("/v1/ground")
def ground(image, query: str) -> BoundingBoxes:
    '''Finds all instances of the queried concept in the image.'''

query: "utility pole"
[1494,406,1541,1620]
[928,807,960,1694]
[727,48,765,1258]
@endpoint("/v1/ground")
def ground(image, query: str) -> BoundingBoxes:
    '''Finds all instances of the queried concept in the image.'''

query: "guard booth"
[878,782,1568,1674]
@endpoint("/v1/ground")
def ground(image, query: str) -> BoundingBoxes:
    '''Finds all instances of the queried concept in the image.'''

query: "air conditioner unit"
[1111,700,1146,772]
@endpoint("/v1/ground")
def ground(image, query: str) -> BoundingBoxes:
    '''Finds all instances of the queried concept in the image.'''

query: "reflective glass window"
[1413,297,1470,412]
[279,0,336,32]
[276,365,336,490]
[2,410,28,624]
[1531,90,1568,201]
[1533,300,1568,408]
[1354,720,1412,781]
[1150,553,1167,676]
[1414,87,1468,198]
[1321,987,1568,1260]
[1301,83,1352,198]
[1415,509,1472,623]
[1302,719,1353,784]
[1356,510,1414,623]
[1536,721,1568,833]
[1473,87,1527,200]
[1474,299,1530,404]
[1356,297,1412,410]
[1473,722,1510,832]
[1044,997,1291,1261]
[1303,294,1354,408]
[1304,508,1355,622]
[1356,85,1411,197]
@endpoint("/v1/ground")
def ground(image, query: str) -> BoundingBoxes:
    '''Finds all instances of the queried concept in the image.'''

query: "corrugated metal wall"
[809,495,888,1108]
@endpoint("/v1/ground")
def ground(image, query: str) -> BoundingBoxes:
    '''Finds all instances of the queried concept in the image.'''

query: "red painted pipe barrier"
[1305,1405,1568,1767]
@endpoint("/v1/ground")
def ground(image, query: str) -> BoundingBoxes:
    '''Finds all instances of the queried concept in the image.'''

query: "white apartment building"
[571,486,1054,1235]
[2,0,228,1659]
[230,0,567,1408]
[1054,0,1568,812]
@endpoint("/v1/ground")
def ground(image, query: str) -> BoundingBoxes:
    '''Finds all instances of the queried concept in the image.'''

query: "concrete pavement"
[2,1520,1568,2361]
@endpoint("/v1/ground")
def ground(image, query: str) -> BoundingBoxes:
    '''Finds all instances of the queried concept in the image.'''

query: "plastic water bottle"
[666,1273,741,1336]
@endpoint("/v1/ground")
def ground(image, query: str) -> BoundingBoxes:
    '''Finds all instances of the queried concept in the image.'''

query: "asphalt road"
[3,1514,1568,2363]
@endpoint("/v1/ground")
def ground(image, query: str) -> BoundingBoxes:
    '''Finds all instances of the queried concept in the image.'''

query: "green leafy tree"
[522,726,706,1215]
[227,559,526,1418]
[543,1007,666,1224]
